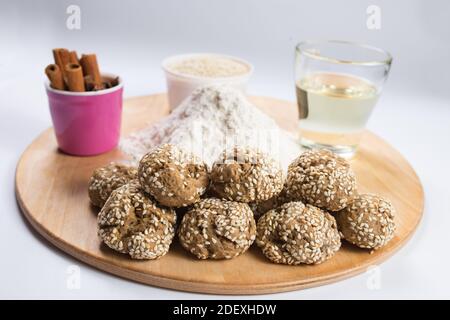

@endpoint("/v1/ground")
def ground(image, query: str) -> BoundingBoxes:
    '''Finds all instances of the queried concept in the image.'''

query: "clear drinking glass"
[295,40,392,157]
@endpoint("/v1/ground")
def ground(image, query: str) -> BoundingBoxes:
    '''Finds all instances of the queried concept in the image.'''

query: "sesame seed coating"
[336,194,396,250]
[210,146,284,203]
[256,201,341,265]
[285,149,357,212]
[178,198,256,260]
[88,162,137,208]
[138,144,209,208]
[97,180,177,260]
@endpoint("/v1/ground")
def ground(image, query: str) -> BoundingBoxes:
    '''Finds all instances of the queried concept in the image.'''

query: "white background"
[0,0,449,299]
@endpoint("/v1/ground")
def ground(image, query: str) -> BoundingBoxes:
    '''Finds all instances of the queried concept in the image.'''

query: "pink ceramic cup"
[45,74,123,156]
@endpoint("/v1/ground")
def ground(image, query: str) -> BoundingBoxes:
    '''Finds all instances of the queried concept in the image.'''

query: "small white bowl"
[162,53,253,111]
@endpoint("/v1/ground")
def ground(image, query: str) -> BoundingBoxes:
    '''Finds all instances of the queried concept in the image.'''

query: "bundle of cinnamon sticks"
[45,48,119,92]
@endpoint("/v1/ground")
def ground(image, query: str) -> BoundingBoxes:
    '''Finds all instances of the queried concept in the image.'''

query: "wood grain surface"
[15,94,424,294]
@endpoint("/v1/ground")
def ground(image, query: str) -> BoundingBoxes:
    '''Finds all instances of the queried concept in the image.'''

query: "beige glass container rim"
[162,53,254,81]
[296,40,393,67]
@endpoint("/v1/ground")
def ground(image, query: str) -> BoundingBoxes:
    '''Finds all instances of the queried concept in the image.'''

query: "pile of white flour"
[120,85,301,170]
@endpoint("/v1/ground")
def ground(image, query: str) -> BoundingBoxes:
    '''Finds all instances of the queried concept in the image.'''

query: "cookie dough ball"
[98,180,177,260]
[88,162,137,207]
[256,201,341,265]
[178,198,256,259]
[285,149,357,211]
[210,147,284,203]
[138,144,209,208]
[336,194,396,250]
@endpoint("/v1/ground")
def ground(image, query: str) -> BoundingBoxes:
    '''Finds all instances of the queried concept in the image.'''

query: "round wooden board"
[15,94,424,295]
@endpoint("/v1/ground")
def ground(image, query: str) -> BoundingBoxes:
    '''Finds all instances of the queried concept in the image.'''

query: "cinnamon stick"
[84,75,95,91]
[65,63,85,92]
[45,64,65,90]
[80,54,104,90]
[69,51,79,64]
[110,76,119,87]
[52,48,71,78]
[103,76,119,88]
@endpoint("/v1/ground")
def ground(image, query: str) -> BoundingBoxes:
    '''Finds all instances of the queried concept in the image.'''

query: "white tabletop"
[1,0,449,299]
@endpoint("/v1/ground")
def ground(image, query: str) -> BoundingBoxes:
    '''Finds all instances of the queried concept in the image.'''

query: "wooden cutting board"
[15,94,424,294]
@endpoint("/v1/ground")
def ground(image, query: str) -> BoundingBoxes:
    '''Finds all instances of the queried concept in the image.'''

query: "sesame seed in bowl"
[162,53,253,110]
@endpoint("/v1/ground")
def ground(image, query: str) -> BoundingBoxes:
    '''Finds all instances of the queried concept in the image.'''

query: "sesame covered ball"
[210,146,284,203]
[285,149,357,212]
[138,144,209,208]
[98,180,177,260]
[336,194,396,250]
[256,201,341,265]
[178,198,256,260]
[88,162,137,208]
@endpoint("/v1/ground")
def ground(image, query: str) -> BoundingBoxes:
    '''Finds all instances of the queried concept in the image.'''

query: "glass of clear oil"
[295,40,392,157]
